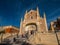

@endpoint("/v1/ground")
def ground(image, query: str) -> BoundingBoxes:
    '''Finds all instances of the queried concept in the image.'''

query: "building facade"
[2,25,19,34]
[19,7,60,45]
[19,7,48,35]
[50,17,60,32]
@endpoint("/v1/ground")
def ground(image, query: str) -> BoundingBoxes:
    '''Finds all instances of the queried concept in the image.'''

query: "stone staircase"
[27,32,41,45]
[26,32,58,45]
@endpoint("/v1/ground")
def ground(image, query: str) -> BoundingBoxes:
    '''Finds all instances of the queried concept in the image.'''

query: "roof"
[28,10,37,14]
[0,25,19,32]
[3,25,19,30]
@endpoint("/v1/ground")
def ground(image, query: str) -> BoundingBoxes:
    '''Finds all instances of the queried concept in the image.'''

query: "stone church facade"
[19,7,48,35]
[19,7,60,45]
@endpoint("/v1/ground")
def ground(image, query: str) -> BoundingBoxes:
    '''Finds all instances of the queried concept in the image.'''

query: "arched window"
[31,16,33,19]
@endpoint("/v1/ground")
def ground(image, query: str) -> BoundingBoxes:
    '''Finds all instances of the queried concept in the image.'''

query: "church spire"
[44,12,46,18]
[19,18,23,35]
[24,10,28,20]
[37,7,40,17]
[36,7,40,20]
[44,12,48,32]
[26,10,27,14]
[21,18,23,23]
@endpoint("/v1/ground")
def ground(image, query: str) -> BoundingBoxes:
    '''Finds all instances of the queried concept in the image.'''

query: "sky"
[0,0,60,28]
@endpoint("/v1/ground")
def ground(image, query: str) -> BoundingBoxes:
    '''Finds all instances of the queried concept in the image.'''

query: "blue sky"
[0,0,60,27]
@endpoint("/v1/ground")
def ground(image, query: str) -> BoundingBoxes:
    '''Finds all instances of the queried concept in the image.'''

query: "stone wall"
[40,33,58,45]
[28,32,59,45]
[57,32,60,45]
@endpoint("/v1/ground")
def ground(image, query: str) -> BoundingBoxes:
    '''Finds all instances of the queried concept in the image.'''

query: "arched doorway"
[24,23,37,38]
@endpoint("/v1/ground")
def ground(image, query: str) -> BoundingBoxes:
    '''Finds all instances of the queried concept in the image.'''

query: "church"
[19,7,48,35]
[19,7,60,45]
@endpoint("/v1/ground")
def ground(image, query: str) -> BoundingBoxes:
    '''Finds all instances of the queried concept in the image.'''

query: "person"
[13,37,16,42]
